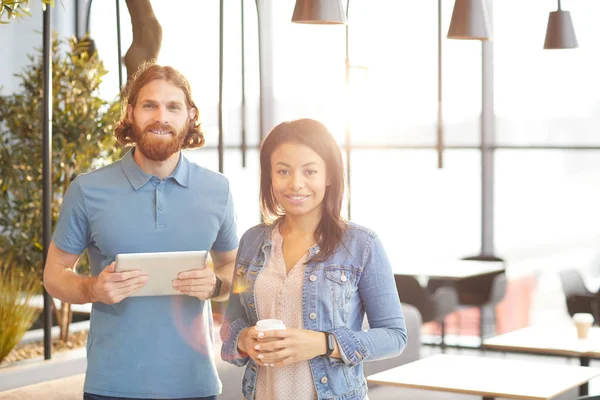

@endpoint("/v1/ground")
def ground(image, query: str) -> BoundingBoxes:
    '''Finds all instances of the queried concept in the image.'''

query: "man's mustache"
[144,122,176,132]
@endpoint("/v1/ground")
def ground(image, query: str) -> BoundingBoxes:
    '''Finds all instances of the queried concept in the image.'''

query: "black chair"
[427,264,507,345]
[395,275,459,347]
[454,271,507,342]
[558,268,600,324]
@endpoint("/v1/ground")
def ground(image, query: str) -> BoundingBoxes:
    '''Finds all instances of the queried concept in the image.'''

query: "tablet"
[115,250,208,297]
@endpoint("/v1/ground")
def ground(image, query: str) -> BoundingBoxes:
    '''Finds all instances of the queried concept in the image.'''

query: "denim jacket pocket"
[325,268,357,308]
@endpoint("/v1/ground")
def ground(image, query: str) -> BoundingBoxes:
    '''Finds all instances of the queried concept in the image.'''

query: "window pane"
[184,148,261,237]
[495,150,600,269]
[495,0,600,146]
[351,149,481,263]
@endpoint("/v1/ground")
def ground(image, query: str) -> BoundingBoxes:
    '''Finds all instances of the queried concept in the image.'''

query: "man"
[44,63,238,400]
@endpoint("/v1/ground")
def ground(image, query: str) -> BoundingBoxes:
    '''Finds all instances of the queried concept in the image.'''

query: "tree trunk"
[58,302,72,342]
[52,298,72,342]
[123,0,162,85]
[53,168,74,343]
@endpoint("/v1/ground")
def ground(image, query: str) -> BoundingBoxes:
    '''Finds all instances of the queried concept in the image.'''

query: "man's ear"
[189,107,198,121]
[127,104,133,122]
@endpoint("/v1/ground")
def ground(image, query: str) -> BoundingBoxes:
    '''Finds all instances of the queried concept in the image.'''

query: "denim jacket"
[220,222,407,400]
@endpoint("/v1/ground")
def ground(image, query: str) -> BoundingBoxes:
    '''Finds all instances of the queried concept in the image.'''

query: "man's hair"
[259,118,347,262]
[114,62,205,149]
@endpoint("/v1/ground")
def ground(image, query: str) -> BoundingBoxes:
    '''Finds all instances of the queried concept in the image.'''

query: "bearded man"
[44,63,238,400]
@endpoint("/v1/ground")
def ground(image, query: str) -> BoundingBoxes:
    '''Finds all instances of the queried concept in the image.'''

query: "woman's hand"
[252,328,327,367]
[237,327,275,365]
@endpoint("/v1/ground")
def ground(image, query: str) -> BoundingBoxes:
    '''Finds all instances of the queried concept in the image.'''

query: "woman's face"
[270,142,328,221]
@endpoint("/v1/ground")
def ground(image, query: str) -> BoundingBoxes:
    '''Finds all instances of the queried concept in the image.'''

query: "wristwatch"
[323,331,335,357]
[210,276,223,298]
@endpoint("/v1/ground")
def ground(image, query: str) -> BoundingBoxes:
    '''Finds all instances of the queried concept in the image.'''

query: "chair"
[394,275,459,347]
[558,268,600,324]
[454,271,507,342]
[427,261,507,345]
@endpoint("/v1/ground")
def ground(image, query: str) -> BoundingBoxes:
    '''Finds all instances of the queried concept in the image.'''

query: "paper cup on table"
[573,313,594,339]
[255,319,286,349]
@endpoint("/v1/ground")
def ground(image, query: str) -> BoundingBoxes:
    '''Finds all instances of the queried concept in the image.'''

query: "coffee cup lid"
[573,313,595,323]
[255,319,286,331]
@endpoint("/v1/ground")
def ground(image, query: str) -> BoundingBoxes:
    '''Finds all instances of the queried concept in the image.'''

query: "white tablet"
[115,250,208,297]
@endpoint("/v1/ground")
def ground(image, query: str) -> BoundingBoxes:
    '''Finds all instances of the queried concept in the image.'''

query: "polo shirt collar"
[121,148,190,190]
[170,152,190,188]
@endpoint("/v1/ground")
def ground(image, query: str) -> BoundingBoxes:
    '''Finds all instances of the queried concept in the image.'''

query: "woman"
[221,118,407,400]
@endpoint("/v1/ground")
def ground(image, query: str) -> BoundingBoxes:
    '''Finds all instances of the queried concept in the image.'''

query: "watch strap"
[210,276,223,298]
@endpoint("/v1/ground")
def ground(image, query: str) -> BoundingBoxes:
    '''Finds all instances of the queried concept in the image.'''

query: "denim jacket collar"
[259,223,321,263]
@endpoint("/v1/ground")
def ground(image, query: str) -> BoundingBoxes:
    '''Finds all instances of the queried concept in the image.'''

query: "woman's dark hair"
[259,118,347,262]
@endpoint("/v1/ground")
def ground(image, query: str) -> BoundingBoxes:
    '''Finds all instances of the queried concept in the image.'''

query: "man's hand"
[172,266,217,300]
[90,262,148,304]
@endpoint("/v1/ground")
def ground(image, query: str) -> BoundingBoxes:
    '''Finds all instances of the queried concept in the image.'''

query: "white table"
[392,259,504,280]
[484,326,600,395]
[368,354,600,400]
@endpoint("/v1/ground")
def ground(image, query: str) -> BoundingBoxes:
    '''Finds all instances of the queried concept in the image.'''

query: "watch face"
[327,332,335,350]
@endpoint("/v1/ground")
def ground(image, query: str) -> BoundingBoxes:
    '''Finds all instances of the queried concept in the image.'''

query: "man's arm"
[210,248,237,302]
[44,241,148,305]
[43,241,94,304]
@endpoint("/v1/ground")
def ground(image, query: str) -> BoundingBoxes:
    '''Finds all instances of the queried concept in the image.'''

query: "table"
[367,354,600,400]
[392,259,504,280]
[484,326,600,395]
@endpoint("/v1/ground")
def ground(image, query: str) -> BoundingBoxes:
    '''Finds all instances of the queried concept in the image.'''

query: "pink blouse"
[254,226,317,400]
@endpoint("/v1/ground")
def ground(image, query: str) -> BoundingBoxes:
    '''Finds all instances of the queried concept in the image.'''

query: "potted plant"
[0,34,121,345]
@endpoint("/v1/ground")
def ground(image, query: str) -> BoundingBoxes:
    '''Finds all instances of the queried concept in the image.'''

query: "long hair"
[114,62,205,149]
[259,119,347,262]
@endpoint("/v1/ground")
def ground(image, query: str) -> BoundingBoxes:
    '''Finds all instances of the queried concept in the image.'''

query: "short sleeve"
[52,178,89,255]
[212,182,238,252]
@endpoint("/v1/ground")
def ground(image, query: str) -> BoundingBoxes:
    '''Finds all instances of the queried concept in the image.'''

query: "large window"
[86,0,600,274]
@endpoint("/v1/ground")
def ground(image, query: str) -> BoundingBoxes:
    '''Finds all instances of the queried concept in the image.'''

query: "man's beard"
[132,119,186,162]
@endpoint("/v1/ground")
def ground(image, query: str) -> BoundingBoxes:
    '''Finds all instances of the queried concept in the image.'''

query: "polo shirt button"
[309,275,317,282]
[320,376,328,384]
[157,204,163,210]
[309,312,316,320]
[158,185,163,191]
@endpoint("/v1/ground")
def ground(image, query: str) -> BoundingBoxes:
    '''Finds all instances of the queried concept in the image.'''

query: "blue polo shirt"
[52,148,238,399]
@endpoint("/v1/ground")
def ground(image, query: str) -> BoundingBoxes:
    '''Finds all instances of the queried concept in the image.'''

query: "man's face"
[128,79,196,162]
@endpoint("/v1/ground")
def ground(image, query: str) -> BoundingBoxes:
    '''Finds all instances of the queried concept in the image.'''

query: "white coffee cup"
[255,319,285,350]
[573,313,594,339]
[255,319,286,332]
